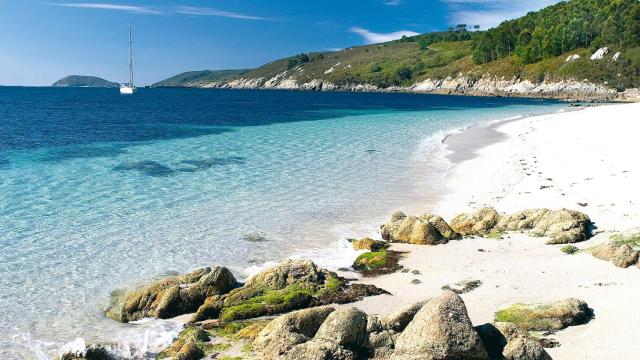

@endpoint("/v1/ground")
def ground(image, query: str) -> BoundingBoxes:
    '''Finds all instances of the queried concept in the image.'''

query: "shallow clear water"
[0,88,566,358]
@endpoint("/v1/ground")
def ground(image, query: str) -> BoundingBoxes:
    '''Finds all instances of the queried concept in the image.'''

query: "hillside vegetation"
[52,75,118,88]
[157,0,640,91]
[153,69,249,87]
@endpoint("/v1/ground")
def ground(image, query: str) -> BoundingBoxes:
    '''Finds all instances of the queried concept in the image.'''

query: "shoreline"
[351,102,640,359]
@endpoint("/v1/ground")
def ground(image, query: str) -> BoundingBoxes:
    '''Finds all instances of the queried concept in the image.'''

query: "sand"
[349,102,640,359]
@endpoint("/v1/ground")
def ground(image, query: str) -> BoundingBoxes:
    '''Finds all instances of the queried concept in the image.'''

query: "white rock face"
[590,47,609,60]
[565,54,580,62]
[613,52,622,61]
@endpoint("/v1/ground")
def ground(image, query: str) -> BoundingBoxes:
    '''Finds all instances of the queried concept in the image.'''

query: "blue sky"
[0,1,559,86]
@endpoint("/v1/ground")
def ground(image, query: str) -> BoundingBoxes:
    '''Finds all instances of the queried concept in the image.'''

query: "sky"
[0,0,560,86]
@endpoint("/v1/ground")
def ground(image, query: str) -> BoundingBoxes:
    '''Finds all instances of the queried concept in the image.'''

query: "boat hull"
[119,86,136,95]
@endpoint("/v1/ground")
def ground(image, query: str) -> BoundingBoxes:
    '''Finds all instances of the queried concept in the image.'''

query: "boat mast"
[128,21,133,87]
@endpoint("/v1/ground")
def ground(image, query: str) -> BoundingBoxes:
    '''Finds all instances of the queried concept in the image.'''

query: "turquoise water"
[0,88,566,358]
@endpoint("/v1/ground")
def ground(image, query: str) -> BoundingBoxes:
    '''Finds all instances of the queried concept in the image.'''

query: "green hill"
[157,0,640,98]
[153,69,249,87]
[51,75,118,88]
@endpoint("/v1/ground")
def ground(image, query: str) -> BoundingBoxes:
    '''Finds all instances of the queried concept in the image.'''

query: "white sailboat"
[120,22,136,95]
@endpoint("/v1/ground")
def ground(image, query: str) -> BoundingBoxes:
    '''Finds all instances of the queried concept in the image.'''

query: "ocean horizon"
[0,87,566,359]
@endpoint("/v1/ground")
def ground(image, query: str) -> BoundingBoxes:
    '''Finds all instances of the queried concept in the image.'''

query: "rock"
[612,52,622,61]
[192,260,386,323]
[157,327,210,360]
[442,280,482,294]
[381,212,459,245]
[56,344,116,360]
[591,241,639,268]
[590,47,609,60]
[495,298,591,331]
[253,306,335,359]
[565,54,580,62]
[495,208,591,244]
[379,300,429,332]
[353,250,401,276]
[393,290,488,359]
[366,330,397,350]
[476,322,551,360]
[106,266,236,322]
[284,339,356,360]
[450,208,501,236]
[314,307,368,347]
[352,238,389,251]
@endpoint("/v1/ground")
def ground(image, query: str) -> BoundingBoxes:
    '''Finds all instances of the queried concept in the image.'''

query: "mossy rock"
[353,250,401,276]
[560,245,579,254]
[106,266,237,323]
[495,298,591,331]
[157,327,212,360]
[192,260,387,323]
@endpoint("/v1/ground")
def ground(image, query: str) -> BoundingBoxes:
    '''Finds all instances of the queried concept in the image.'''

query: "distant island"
[52,75,118,88]
[154,0,640,101]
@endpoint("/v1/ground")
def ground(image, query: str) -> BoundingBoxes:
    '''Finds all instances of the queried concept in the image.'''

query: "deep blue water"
[0,87,565,359]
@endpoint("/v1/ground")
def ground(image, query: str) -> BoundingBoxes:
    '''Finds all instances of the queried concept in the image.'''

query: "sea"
[0,87,567,359]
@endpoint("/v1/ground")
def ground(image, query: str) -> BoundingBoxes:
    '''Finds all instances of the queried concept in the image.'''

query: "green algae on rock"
[106,266,237,323]
[495,298,591,331]
[352,250,401,276]
[157,327,211,360]
[192,260,387,323]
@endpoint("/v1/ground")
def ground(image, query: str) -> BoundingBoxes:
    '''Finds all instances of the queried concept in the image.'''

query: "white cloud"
[442,0,562,29]
[49,3,276,20]
[350,27,419,44]
[173,6,276,21]
[50,3,162,15]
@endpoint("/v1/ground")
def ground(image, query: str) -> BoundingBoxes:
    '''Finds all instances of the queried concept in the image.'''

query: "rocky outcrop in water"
[106,266,237,322]
[191,259,387,323]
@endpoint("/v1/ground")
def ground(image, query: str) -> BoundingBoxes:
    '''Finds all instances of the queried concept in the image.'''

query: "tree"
[474,25,480,31]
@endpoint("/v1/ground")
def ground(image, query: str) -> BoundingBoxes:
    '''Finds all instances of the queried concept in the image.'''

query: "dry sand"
[349,102,640,359]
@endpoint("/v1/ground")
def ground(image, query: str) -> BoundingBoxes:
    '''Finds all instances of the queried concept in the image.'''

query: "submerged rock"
[106,266,237,323]
[495,298,591,331]
[381,211,459,245]
[393,291,488,359]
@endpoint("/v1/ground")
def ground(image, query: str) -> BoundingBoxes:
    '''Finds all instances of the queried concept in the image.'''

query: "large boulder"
[381,212,459,245]
[592,241,639,268]
[253,306,335,359]
[157,327,210,360]
[450,208,501,236]
[393,291,488,360]
[495,298,591,331]
[526,209,591,244]
[378,300,429,332]
[314,307,368,347]
[106,266,236,322]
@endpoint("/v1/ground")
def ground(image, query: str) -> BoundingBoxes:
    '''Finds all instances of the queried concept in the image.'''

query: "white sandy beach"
[351,102,640,359]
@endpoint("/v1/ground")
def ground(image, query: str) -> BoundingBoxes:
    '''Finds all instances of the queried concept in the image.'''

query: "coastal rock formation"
[353,250,401,276]
[591,241,639,268]
[254,306,336,359]
[476,323,552,360]
[450,207,501,236]
[352,238,389,251]
[157,327,210,360]
[106,266,237,322]
[449,208,591,244]
[191,260,386,323]
[381,211,459,245]
[393,291,488,359]
[315,307,368,347]
[495,298,591,331]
